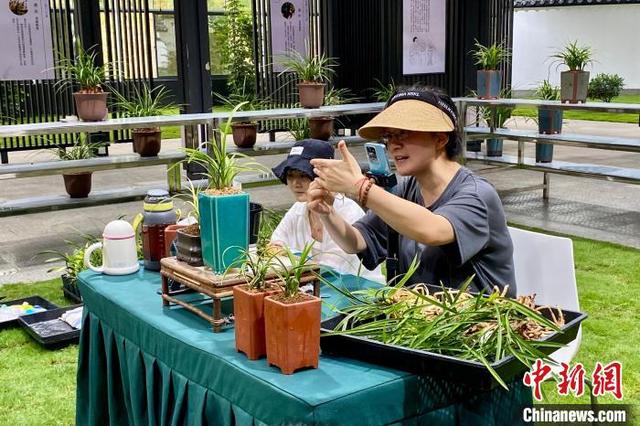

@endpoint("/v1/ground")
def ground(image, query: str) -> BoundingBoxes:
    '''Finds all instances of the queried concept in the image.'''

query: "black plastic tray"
[0,296,59,329]
[321,302,587,390]
[18,304,83,348]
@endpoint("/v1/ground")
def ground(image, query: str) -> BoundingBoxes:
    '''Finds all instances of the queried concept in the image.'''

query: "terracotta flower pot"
[234,284,281,360]
[164,224,187,258]
[175,225,203,266]
[73,92,108,121]
[132,128,162,157]
[264,294,321,374]
[231,123,258,148]
[298,82,325,108]
[62,172,92,198]
[309,117,334,141]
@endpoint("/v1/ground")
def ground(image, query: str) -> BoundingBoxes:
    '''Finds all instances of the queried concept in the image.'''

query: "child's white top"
[271,197,385,283]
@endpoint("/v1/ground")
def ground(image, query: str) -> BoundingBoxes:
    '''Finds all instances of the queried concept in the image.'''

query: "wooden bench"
[0,152,185,217]
[0,136,370,217]
[0,103,383,216]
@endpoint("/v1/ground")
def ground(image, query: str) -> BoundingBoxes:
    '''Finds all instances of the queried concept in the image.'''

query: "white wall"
[512,5,640,90]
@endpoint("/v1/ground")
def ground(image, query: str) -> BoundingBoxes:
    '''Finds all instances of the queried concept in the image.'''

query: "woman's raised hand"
[310,141,364,197]
[307,179,334,216]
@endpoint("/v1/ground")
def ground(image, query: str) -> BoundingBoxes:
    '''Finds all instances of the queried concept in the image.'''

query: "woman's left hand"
[311,141,364,196]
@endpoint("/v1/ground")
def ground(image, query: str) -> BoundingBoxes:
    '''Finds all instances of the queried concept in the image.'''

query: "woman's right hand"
[307,179,335,216]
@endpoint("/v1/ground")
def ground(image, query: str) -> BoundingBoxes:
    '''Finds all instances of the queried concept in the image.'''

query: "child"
[271,139,384,283]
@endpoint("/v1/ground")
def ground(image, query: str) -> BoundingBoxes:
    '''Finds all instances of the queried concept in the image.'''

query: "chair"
[508,226,582,366]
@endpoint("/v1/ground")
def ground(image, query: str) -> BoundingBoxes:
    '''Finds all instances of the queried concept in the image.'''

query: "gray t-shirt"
[352,167,516,296]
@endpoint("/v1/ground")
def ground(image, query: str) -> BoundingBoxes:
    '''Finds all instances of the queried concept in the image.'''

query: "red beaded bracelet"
[359,179,375,207]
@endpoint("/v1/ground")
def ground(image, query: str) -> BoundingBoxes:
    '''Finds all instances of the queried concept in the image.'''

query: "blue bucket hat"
[272,139,335,184]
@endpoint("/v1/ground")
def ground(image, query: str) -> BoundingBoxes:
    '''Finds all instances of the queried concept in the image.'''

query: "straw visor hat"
[358,90,457,140]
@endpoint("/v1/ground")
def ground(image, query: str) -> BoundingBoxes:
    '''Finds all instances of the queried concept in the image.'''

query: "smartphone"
[364,142,392,176]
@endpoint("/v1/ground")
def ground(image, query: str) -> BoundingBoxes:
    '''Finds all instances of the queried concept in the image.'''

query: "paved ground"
[1,117,639,284]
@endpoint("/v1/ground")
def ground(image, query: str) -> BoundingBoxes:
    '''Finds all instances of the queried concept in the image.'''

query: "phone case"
[365,142,392,175]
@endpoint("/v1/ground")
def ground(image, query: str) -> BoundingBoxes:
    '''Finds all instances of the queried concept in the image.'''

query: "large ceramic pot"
[73,92,108,121]
[298,82,325,108]
[309,117,334,141]
[537,108,563,135]
[264,293,322,374]
[62,172,92,198]
[560,70,589,104]
[476,70,502,100]
[198,191,249,273]
[231,123,258,148]
[132,128,162,157]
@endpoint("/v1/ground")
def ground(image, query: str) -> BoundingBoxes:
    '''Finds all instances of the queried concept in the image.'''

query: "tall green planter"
[198,192,249,273]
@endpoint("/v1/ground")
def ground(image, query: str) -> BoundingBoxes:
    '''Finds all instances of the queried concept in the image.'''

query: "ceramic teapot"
[84,220,140,275]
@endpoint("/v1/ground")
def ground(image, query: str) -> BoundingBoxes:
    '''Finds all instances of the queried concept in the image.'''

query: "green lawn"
[0,231,638,424]
[512,94,640,124]
[0,278,76,426]
[536,232,640,405]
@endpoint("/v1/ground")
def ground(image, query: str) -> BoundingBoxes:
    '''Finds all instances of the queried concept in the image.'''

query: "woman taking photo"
[308,86,516,296]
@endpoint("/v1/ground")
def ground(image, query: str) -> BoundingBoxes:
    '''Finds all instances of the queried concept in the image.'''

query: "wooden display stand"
[160,257,320,332]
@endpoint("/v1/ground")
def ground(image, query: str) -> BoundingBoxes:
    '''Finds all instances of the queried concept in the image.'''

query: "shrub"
[588,73,624,103]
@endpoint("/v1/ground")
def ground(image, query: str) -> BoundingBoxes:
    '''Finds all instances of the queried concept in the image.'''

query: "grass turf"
[0,232,638,423]
[0,278,76,426]
[511,94,640,124]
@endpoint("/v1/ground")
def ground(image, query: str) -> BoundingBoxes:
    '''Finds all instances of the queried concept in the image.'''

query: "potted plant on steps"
[280,50,337,108]
[265,243,322,374]
[181,103,267,273]
[552,41,593,104]
[308,87,358,141]
[214,85,270,149]
[42,233,101,303]
[535,80,562,163]
[476,89,514,157]
[52,135,100,198]
[471,40,511,100]
[55,43,112,121]
[113,84,174,156]
[308,116,334,141]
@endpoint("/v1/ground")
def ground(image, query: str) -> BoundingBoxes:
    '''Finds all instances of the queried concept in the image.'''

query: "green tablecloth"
[76,267,531,425]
